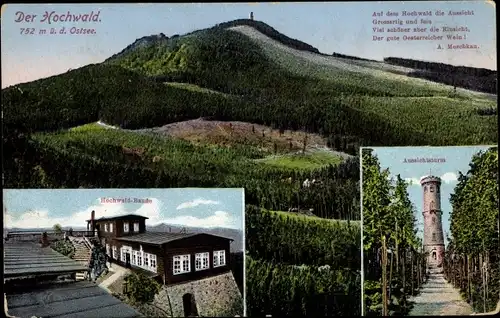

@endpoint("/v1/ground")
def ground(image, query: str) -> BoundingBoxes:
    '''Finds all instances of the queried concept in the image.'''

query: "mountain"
[147,223,244,252]
[5,225,243,252]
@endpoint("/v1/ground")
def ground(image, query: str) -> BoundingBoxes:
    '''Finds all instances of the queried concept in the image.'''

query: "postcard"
[1,2,497,317]
[360,146,498,316]
[3,188,245,317]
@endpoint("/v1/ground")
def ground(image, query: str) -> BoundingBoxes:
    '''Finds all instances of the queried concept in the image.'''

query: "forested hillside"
[2,18,497,316]
[384,57,497,94]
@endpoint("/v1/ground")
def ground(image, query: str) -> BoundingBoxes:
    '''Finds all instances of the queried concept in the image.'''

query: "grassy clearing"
[69,122,106,132]
[257,151,343,170]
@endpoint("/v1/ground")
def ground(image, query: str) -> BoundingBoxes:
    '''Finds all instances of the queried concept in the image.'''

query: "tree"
[53,223,62,234]
[124,272,161,304]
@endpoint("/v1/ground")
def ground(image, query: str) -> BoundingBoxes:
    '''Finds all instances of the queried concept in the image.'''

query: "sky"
[1,2,496,88]
[3,188,245,230]
[364,145,494,246]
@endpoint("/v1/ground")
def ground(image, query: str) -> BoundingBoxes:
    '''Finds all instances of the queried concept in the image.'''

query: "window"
[123,222,129,232]
[173,255,190,275]
[132,251,138,265]
[424,186,428,192]
[432,233,436,242]
[195,252,210,271]
[134,222,139,232]
[432,217,436,224]
[109,223,113,233]
[144,253,150,267]
[213,250,226,267]
[106,244,110,256]
[430,186,435,192]
[150,254,157,272]
[120,246,131,263]
[112,246,117,259]
[104,224,109,232]
[436,187,440,194]
[137,251,143,266]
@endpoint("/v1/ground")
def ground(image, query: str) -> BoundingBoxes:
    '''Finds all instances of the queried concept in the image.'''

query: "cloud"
[162,211,233,229]
[4,198,163,228]
[176,198,219,210]
[441,172,458,184]
[405,177,421,186]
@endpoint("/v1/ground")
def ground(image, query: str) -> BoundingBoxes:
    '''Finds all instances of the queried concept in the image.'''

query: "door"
[182,293,199,317]
[125,252,131,268]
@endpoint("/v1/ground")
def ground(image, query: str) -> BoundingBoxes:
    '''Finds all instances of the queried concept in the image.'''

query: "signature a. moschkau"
[40,10,101,24]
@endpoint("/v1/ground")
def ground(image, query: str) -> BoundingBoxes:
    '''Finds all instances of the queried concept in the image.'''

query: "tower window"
[424,186,428,192]
[430,201,435,210]
[436,187,440,194]
[432,217,436,224]
[430,186,435,192]
[432,233,436,241]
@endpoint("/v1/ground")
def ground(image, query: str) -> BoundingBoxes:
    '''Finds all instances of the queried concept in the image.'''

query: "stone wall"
[153,272,243,317]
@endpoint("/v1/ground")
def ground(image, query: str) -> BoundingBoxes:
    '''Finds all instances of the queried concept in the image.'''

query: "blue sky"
[3,188,244,230]
[1,2,496,88]
[365,145,494,245]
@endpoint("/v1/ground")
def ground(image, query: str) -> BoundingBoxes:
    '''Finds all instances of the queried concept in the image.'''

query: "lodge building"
[85,211,233,285]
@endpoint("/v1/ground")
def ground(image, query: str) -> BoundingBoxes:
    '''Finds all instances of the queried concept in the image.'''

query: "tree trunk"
[382,236,388,316]
[402,247,407,311]
[411,250,414,296]
[389,248,394,305]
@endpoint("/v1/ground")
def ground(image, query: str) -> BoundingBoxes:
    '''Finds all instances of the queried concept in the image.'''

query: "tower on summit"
[250,12,254,20]
[420,175,445,268]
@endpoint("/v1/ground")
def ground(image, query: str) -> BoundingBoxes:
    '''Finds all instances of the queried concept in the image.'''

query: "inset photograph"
[3,188,245,318]
[361,146,499,316]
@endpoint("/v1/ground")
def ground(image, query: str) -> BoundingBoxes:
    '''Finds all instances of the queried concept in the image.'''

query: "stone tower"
[420,175,445,268]
[250,12,254,20]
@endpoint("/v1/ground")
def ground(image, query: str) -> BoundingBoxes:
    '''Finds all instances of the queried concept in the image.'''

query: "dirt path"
[408,269,473,316]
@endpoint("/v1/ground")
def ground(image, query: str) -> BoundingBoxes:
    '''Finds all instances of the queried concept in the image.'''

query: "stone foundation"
[153,272,243,317]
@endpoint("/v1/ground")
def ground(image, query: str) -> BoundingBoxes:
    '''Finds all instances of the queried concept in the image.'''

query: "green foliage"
[246,206,360,268]
[362,149,426,316]
[9,129,360,220]
[246,255,360,316]
[124,272,161,304]
[51,239,75,258]
[445,147,499,313]
[52,224,63,234]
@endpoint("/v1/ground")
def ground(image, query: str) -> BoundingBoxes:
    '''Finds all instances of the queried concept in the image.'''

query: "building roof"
[4,242,87,279]
[86,214,149,222]
[115,232,233,246]
[6,281,142,318]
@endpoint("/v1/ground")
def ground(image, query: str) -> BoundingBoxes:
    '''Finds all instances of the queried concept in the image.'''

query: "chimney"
[91,210,95,232]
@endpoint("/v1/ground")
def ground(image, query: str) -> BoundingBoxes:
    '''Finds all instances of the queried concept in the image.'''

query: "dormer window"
[123,222,129,232]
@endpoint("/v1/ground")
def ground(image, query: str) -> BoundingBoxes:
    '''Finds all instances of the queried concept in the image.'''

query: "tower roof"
[419,175,442,185]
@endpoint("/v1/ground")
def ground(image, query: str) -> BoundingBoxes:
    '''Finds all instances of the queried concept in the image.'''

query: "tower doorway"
[183,293,198,317]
